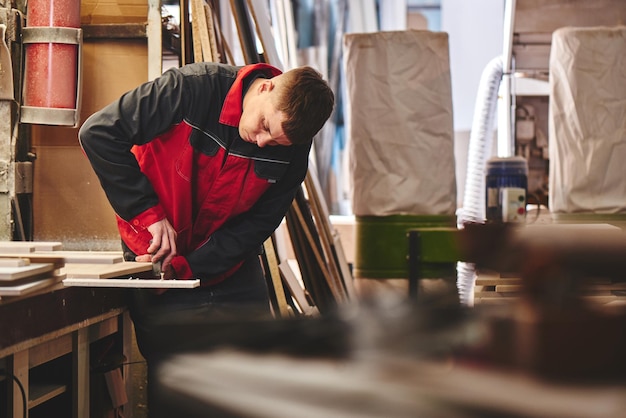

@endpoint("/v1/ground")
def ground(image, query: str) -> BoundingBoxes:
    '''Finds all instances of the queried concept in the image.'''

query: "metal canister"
[485,156,528,223]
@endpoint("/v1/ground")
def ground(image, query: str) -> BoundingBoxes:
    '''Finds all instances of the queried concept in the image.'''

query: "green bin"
[354,214,456,279]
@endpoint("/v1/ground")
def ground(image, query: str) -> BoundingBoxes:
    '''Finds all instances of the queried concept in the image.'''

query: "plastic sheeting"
[549,26,626,214]
[343,30,456,217]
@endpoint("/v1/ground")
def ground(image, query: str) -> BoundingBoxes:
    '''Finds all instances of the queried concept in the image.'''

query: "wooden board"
[0,241,63,253]
[279,262,318,316]
[15,251,124,264]
[0,263,56,282]
[248,0,284,69]
[0,275,65,296]
[0,241,63,252]
[0,258,30,267]
[63,278,200,289]
[62,262,154,279]
[230,0,260,64]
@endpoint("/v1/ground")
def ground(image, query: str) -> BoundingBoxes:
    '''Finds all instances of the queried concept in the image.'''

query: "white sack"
[549,26,626,214]
[343,30,456,217]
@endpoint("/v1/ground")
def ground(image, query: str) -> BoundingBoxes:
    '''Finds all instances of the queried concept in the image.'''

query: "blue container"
[485,156,528,223]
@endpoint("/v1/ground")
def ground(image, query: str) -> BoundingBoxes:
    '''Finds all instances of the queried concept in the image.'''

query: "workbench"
[0,284,132,418]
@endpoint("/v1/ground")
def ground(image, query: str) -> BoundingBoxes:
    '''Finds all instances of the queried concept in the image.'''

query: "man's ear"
[259,79,275,93]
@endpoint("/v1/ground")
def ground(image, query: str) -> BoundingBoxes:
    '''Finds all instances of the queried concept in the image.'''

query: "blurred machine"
[502,0,626,206]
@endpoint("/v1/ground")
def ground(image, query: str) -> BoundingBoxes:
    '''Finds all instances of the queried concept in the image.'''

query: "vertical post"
[498,0,517,158]
[8,350,29,418]
[73,328,89,418]
[408,230,420,300]
[147,0,163,80]
[121,310,134,418]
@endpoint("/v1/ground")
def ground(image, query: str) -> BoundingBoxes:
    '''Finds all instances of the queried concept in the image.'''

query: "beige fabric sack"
[549,26,626,214]
[343,30,456,216]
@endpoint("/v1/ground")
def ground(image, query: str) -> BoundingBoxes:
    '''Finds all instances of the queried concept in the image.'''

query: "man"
[79,62,334,408]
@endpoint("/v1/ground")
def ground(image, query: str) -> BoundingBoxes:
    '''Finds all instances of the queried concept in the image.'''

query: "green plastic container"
[354,214,456,279]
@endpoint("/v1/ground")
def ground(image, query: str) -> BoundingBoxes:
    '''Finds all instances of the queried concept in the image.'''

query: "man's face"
[239,77,292,148]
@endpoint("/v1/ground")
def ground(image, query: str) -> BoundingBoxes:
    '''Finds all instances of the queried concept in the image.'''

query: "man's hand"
[135,218,177,271]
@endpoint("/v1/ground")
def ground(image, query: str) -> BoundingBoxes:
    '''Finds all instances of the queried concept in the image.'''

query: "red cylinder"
[23,0,80,109]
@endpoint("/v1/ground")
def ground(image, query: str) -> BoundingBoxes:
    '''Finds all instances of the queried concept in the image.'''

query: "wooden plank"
[0,242,34,253]
[263,238,291,318]
[475,278,521,286]
[248,0,284,69]
[147,0,163,80]
[82,23,147,39]
[0,251,123,267]
[290,200,343,302]
[73,328,89,418]
[190,0,205,61]
[204,2,220,62]
[279,261,318,316]
[305,171,354,300]
[286,190,336,313]
[22,251,124,264]
[333,231,356,298]
[62,262,154,279]
[212,7,236,64]
[191,0,213,61]
[29,333,72,368]
[0,263,55,282]
[0,241,62,252]
[29,384,67,409]
[10,350,29,418]
[63,278,200,288]
[0,258,29,267]
[179,0,193,65]
[230,0,260,64]
[0,275,63,296]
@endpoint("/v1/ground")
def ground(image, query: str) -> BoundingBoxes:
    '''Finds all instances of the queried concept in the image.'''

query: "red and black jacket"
[79,63,311,284]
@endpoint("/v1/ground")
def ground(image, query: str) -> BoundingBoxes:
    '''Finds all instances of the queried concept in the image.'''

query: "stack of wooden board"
[0,241,66,299]
[0,241,199,292]
[474,270,626,305]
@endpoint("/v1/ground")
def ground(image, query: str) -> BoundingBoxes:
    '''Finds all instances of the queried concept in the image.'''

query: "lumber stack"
[0,241,199,298]
[0,241,67,300]
[474,270,626,305]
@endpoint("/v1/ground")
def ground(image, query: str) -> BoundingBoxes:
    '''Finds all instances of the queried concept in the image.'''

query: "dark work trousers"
[126,252,273,417]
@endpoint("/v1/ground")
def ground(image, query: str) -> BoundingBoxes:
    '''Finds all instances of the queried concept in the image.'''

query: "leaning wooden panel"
[305,171,355,300]
[247,0,284,69]
[279,262,319,316]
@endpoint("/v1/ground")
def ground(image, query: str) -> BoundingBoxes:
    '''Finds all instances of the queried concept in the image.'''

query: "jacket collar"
[219,63,283,127]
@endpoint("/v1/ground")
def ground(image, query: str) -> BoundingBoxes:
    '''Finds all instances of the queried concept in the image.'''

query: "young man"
[78,62,334,406]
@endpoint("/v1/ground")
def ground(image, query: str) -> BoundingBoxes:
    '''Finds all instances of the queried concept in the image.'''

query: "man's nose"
[255,133,271,147]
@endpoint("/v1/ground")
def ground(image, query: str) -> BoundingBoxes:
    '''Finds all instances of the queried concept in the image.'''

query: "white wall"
[442,0,505,132]
[441,0,505,206]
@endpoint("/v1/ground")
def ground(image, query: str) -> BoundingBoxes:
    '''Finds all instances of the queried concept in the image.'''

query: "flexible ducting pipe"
[456,55,503,306]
